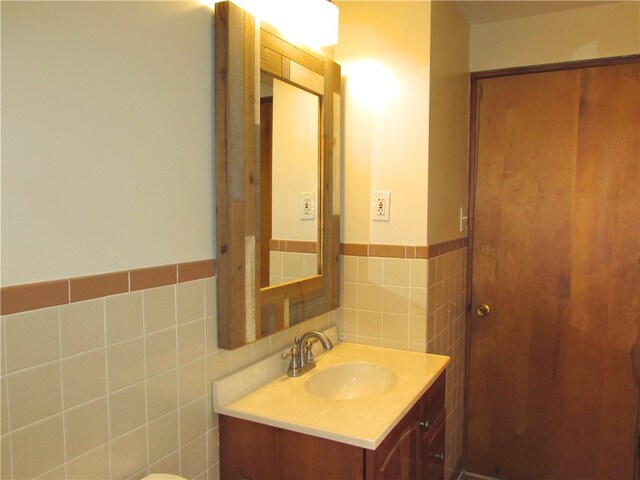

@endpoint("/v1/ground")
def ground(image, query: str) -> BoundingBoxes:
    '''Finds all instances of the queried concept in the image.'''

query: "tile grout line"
[56,306,69,478]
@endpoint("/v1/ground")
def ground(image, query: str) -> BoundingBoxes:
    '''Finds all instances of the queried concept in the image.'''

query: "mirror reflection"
[259,73,320,288]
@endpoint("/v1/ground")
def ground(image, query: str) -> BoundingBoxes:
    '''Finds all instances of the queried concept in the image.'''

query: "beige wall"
[271,79,318,242]
[427,1,470,244]
[0,1,214,286]
[470,1,640,72]
[335,1,431,245]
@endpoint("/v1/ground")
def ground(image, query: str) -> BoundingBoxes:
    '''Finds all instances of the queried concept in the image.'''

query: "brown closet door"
[467,60,640,480]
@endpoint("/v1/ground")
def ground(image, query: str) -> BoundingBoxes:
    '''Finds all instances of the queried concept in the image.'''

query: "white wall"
[470,1,640,72]
[335,1,431,246]
[427,1,470,244]
[271,78,318,242]
[1,1,214,286]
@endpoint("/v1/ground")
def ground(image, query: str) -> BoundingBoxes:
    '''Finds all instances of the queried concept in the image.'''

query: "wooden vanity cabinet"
[219,372,446,480]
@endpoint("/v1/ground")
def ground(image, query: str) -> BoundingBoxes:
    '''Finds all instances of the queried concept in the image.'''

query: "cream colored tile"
[268,328,292,353]
[339,308,357,335]
[303,253,319,278]
[358,257,383,285]
[410,259,428,288]
[409,287,427,316]
[427,286,437,315]
[1,434,12,480]
[383,258,410,286]
[206,351,230,382]
[208,462,221,480]
[205,315,218,354]
[204,277,217,319]
[1,376,9,435]
[145,328,177,377]
[207,399,218,433]
[144,285,176,334]
[269,251,283,275]
[8,362,62,429]
[147,410,178,463]
[228,344,252,372]
[428,258,437,287]
[180,434,207,480]
[109,382,146,438]
[357,284,382,312]
[146,369,178,421]
[105,292,143,345]
[179,396,206,445]
[382,313,409,342]
[36,465,66,479]
[177,280,204,325]
[60,299,104,357]
[178,359,205,406]
[11,415,64,479]
[62,349,107,409]
[251,338,270,363]
[148,451,180,477]
[436,256,444,282]
[341,282,357,309]
[356,336,383,347]
[66,444,110,480]
[110,426,147,480]
[382,286,410,314]
[107,338,144,391]
[382,338,408,350]
[358,310,382,338]
[208,425,220,463]
[64,397,108,460]
[178,319,205,366]
[409,315,427,345]
[4,308,60,372]
[341,256,358,282]
[282,253,304,279]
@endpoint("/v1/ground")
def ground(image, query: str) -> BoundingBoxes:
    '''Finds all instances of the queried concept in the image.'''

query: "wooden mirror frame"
[214,1,341,350]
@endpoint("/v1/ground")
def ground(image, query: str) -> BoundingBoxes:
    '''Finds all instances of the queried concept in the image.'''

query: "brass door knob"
[476,304,491,317]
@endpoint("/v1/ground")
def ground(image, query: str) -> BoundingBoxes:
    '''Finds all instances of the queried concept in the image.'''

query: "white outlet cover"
[372,191,390,222]
[299,192,315,220]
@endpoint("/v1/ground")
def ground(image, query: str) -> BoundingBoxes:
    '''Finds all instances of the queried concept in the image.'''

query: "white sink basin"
[304,361,397,400]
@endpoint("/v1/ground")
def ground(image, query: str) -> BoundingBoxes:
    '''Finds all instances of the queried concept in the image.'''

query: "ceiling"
[454,1,622,25]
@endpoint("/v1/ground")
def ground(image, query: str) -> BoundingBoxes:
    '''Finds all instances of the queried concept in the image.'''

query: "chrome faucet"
[281,331,333,377]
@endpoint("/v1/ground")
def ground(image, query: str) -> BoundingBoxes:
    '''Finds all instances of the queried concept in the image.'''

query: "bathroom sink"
[304,361,397,400]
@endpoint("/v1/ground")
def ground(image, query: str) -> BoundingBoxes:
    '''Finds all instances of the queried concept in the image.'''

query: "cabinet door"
[366,402,421,480]
[423,413,445,480]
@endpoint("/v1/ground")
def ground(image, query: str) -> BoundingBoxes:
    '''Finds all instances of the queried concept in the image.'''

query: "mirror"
[214,1,341,349]
[260,73,320,288]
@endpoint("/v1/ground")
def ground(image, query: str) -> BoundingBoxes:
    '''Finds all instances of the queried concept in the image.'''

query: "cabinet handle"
[435,453,444,461]
[419,420,430,430]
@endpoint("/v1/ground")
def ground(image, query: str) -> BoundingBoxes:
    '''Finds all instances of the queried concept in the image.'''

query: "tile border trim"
[0,238,466,315]
[0,259,216,316]
[269,239,317,254]
[340,238,468,259]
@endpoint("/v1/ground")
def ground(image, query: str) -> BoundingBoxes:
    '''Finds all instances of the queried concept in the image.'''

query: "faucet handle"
[304,338,318,364]
[281,345,301,372]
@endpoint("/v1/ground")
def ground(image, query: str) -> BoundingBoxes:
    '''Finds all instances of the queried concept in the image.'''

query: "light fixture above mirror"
[205,0,339,48]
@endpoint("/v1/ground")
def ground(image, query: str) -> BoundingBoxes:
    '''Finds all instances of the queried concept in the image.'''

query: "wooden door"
[467,60,640,479]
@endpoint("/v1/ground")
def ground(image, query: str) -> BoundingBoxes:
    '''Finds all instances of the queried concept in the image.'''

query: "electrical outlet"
[299,192,315,220]
[372,191,390,221]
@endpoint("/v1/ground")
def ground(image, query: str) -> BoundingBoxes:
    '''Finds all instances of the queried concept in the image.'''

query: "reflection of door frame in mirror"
[214,1,341,350]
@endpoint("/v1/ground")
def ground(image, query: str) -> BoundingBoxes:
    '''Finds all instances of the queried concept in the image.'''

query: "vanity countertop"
[212,341,450,449]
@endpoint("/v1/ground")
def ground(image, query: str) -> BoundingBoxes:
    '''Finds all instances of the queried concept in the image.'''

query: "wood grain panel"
[467,59,640,479]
